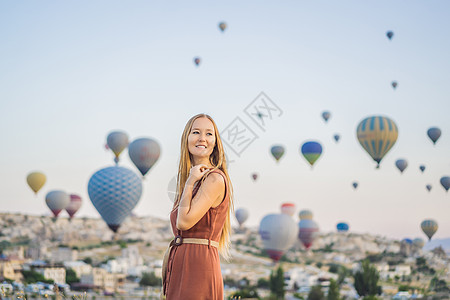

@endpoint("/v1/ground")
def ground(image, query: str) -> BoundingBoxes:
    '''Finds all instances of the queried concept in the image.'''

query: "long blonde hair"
[173,113,234,259]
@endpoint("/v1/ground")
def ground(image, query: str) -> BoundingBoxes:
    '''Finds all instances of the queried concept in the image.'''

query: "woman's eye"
[207,133,213,136]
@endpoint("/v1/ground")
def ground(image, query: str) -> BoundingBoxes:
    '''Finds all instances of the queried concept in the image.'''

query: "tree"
[139,272,161,287]
[429,276,450,293]
[327,279,340,300]
[307,285,325,300]
[82,257,93,265]
[22,270,54,284]
[270,265,285,299]
[65,268,80,285]
[257,277,270,289]
[353,260,381,297]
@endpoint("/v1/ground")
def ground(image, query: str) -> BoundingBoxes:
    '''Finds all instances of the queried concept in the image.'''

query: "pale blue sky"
[1,1,449,241]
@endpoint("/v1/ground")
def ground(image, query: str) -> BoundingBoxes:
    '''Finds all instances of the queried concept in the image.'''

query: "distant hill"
[424,238,450,254]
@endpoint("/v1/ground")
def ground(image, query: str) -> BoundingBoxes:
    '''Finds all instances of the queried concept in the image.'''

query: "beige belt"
[161,236,219,299]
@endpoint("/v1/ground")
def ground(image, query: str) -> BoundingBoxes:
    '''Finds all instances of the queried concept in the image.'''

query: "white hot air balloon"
[45,190,70,218]
[235,208,249,228]
[259,213,298,263]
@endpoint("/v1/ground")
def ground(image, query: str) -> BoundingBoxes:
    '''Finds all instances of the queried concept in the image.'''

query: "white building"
[33,265,66,285]
[376,263,411,280]
[63,261,92,279]
[284,266,338,291]
[51,247,78,262]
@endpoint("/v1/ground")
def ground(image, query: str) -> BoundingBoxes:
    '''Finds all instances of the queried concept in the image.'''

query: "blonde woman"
[162,113,234,300]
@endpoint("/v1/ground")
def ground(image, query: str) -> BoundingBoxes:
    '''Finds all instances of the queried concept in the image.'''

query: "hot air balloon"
[280,203,296,217]
[298,219,319,250]
[128,138,161,177]
[352,182,358,190]
[427,127,441,145]
[391,81,398,90]
[88,166,143,233]
[440,176,450,192]
[301,141,322,167]
[271,145,285,162]
[419,165,426,173]
[395,159,408,173]
[421,219,438,240]
[333,134,340,143]
[193,57,201,67]
[26,172,46,194]
[298,210,313,220]
[426,184,432,192]
[356,116,398,168]
[107,131,129,164]
[259,214,297,262]
[66,194,82,220]
[45,190,70,218]
[413,238,425,248]
[251,173,258,181]
[235,208,249,228]
[322,111,331,123]
[402,238,413,245]
[386,31,394,40]
[218,22,227,32]
[336,222,349,233]
[167,176,177,202]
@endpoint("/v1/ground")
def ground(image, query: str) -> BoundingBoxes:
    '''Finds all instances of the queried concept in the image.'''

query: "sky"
[1,1,449,242]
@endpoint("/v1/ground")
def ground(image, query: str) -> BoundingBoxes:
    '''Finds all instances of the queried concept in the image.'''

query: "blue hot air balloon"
[333,134,340,143]
[440,176,450,192]
[88,166,142,233]
[322,111,331,123]
[235,208,249,228]
[336,222,349,232]
[386,31,394,40]
[301,141,323,167]
[356,116,398,168]
[395,159,408,173]
[352,182,358,190]
[426,184,432,192]
[419,165,426,173]
[427,127,441,145]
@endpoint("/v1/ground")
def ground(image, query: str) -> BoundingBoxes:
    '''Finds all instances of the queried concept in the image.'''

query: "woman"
[162,113,234,300]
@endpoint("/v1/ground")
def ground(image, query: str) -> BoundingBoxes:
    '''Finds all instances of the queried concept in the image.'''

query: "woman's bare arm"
[176,172,225,231]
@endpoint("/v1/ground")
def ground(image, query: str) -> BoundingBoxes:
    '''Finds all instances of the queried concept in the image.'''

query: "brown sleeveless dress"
[164,169,230,300]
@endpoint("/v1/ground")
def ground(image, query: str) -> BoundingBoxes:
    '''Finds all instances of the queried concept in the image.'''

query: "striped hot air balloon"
[298,219,319,250]
[356,116,398,168]
[66,194,82,219]
[421,219,438,240]
[299,210,313,220]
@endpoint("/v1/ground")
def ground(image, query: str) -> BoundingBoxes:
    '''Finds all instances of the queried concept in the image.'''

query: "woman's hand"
[186,164,211,186]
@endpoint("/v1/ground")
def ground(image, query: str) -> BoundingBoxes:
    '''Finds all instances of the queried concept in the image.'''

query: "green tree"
[269,265,285,299]
[22,270,54,284]
[65,268,80,285]
[327,279,340,300]
[429,276,450,293]
[82,257,93,265]
[353,260,381,297]
[257,277,270,289]
[307,285,324,300]
[337,266,349,286]
[139,272,161,287]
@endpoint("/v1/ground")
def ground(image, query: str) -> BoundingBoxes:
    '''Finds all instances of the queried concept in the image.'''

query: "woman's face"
[188,117,216,161]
